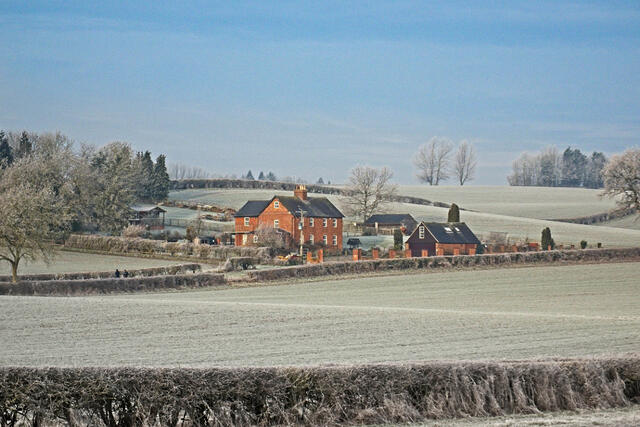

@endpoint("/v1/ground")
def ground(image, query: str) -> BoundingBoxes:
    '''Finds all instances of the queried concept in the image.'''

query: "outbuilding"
[405,222,480,257]
[364,214,418,235]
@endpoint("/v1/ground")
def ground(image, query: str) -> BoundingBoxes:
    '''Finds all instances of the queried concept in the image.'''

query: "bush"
[122,224,148,238]
[393,228,403,250]
[447,203,460,222]
[580,240,588,249]
[0,357,638,426]
[541,227,555,250]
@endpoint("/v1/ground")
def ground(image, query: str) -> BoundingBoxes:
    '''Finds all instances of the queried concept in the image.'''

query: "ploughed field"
[1,262,638,367]
[0,251,184,276]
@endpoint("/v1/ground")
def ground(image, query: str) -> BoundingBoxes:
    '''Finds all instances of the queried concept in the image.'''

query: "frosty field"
[0,251,184,276]
[1,262,638,367]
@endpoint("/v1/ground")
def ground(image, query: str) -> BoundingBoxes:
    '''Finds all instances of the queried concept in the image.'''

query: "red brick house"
[234,185,344,252]
[405,222,480,257]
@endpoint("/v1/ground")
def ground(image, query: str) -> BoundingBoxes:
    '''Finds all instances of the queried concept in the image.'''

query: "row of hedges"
[170,178,450,208]
[0,273,226,296]
[64,234,275,262]
[248,247,640,282]
[1,357,638,426]
[0,263,201,283]
[549,207,637,225]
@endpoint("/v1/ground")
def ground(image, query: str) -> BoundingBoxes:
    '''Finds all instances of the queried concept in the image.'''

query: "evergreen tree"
[447,203,460,222]
[152,154,170,201]
[317,177,324,184]
[0,131,13,168]
[541,227,555,250]
[584,152,607,189]
[393,228,403,250]
[16,131,32,159]
[561,147,587,187]
[266,171,277,181]
[245,170,254,180]
[258,171,265,180]
[133,151,155,201]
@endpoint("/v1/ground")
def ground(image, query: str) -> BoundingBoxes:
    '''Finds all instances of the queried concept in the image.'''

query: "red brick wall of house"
[234,197,343,251]
[435,243,477,255]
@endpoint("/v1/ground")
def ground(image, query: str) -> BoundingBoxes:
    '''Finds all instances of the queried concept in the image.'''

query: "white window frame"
[253,235,258,243]
[333,218,338,227]
[323,218,328,227]
[274,201,279,208]
[309,234,314,244]
[244,217,250,226]
[309,218,314,227]
[332,235,337,246]
[419,226,425,239]
[323,234,328,245]
[274,219,279,228]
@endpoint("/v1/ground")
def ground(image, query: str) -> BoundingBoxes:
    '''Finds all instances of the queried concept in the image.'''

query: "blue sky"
[1,1,639,184]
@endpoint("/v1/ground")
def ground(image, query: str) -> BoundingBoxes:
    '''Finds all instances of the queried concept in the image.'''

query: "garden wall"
[248,247,640,282]
[0,263,201,283]
[0,273,226,296]
[64,234,274,263]
[1,357,638,426]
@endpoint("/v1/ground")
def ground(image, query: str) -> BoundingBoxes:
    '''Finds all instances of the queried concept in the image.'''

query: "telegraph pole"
[297,207,306,257]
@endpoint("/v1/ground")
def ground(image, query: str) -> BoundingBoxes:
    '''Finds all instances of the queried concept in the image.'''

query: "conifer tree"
[0,131,13,168]
[541,227,555,250]
[258,171,265,180]
[152,154,170,201]
[266,171,277,181]
[245,170,254,180]
[447,203,460,222]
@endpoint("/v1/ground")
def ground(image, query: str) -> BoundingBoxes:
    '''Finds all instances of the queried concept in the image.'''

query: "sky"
[1,1,639,184]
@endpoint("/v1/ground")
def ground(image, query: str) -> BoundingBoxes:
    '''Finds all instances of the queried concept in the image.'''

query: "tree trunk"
[11,261,18,283]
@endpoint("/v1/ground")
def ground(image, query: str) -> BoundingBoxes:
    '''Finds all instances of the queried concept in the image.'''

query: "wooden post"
[404,248,412,258]
[317,249,324,263]
[307,251,313,263]
[468,247,476,255]
[372,248,379,259]
[352,248,361,261]
[388,249,396,259]
[453,248,460,256]
[421,249,429,257]
[436,247,445,256]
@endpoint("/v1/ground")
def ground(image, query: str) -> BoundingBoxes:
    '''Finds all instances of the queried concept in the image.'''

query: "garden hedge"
[0,357,638,426]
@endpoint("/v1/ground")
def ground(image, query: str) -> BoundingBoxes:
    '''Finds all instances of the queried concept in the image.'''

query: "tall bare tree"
[0,184,66,282]
[454,141,477,185]
[414,137,453,185]
[344,166,397,223]
[602,148,640,213]
[169,163,210,180]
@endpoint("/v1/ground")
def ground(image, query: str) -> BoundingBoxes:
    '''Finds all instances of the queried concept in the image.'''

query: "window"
[332,235,338,246]
[274,201,279,208]
[253,235,258,243]
[333,218,338,227]
[274,219,279,228]
[323,218,328,227]
[419,226,425,239]
[323,235,328,245]
[309,234,314,244]
[309,218,314,227]
[244,217,250,226]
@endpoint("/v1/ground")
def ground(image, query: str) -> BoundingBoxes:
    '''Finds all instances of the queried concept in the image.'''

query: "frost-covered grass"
[0,251,183,275]
[1,262,638,366]
[397,185,617,219]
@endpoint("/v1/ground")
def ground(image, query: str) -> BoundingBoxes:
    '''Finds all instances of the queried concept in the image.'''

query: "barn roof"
[234,196,344,218]
[131,205,166,213]
[365,214,416,226]
[412,222,481,245]
[234,200,270,217]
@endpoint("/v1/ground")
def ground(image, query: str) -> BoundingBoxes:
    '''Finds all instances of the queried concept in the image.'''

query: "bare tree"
[602,148,640,213]
[414,137,453,185]
[254,224,288,249]
[344,166,398,223]
[169,163,211,180]
[0,184,66,282]
[454,141,477,185]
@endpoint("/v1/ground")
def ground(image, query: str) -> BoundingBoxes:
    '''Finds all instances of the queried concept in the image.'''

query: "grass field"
[0,251,184,276]
[1,262,638,367]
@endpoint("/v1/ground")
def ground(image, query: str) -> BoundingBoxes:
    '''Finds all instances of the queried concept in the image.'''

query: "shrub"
[393,228,403,250]
[580,240,588,249]
[122,224,147,238]
[541,227,555,250]
[447,203,460,222]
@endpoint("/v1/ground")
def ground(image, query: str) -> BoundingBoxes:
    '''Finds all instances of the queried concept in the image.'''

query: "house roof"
[234,200,271,217]
[411,222,481,245]
[234,196,344,218]
[365,214,416,226]
[131,205,166,213]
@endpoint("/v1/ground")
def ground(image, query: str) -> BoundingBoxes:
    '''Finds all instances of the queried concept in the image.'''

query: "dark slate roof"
[277,196,344,218]
[419,222,481,245]
[234,200,270,217]
[131,205,166,213]
[234,196,344,218]
[365,214,416,226]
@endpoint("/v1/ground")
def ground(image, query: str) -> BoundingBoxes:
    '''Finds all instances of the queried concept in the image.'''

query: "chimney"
[294,184,308,200]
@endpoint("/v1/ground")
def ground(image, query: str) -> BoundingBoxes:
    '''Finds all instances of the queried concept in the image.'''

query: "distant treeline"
[508,146,606,188]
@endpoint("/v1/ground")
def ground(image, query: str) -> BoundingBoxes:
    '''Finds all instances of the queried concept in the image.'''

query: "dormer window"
[274,201,280,208]
[419,226,425,239]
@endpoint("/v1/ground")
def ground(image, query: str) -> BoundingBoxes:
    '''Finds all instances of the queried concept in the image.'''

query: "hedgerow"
[0,357,638,426]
